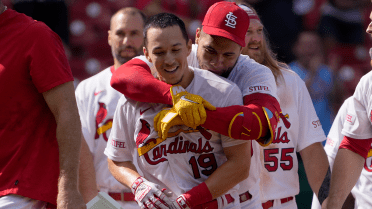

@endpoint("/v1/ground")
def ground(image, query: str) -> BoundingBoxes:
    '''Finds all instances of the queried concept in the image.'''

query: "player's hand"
[154,108,185,139]
[169,195,191,209]
[57,187,86,209]
[170,85,216,129]
[131,176,172,209]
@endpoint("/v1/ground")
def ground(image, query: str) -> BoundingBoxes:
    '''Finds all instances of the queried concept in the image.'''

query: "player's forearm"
[111,58,172,104]
[300,142,329,197]
[204,143,251,199]
[56,112,82,191]
[108,159,140,188]
[79,137,98,203]
[326,148,364,209]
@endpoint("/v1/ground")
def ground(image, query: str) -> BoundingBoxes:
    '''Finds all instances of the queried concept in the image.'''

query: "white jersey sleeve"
[295,72,327,151]
[324,97,352,160]
[342,71,372,139]
[104,96,137,162]
[227,55,278,101]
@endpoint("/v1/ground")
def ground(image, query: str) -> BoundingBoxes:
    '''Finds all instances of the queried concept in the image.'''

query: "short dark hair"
[144,13,189,47]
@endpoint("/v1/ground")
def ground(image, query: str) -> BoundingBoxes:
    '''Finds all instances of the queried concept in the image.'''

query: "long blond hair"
[239,3,288,84]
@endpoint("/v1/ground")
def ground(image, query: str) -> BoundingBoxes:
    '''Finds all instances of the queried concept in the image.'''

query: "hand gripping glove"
[131,177,172,209]
[154,108,185,139]
[170,85,216,129]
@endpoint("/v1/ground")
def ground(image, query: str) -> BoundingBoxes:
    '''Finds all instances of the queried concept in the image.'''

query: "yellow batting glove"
[154,108,185,139]
[170,85,216,129]
[154,108,171,137]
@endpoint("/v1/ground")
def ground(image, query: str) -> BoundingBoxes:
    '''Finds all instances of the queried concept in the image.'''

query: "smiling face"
[195,29,242,77]
[242,19,264,64]
[144,26,193,87]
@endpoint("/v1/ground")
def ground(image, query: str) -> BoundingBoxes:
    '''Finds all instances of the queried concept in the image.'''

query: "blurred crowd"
[3,0,372,137]
[3,0,371,138]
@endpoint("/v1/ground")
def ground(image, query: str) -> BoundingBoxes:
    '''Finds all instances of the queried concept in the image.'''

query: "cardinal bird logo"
[136,119,151,147]
[95,102,108,139]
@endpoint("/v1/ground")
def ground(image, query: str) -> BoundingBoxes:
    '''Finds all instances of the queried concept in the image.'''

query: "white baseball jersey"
[75,67,139,209]
[258,69,326,207]
[341,71,372,140]
[311,95,372,209]
[188,44,278,208]
[105,67,251,209]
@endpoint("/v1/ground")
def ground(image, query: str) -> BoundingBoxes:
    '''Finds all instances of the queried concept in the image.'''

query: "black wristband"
[318,167,331,205]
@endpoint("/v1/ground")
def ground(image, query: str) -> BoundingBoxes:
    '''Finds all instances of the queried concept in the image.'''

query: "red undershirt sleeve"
[110,58,173,105]
[202,93,281,145]
[339,136,372,159]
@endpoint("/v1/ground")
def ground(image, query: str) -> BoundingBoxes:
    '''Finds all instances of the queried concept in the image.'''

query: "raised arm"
[111,58,173,104]
[42,81,86,209]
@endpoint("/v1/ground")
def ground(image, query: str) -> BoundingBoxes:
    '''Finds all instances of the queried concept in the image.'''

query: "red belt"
[108,192,135,202]
[262,196,294,209]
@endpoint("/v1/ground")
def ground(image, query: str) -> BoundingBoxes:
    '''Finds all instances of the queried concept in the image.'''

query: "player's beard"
[243,42,264,64]
[115,45,142,65]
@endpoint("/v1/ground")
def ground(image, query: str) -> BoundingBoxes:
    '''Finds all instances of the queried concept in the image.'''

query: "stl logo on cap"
[225,12,237,28]
[202,1,249,47]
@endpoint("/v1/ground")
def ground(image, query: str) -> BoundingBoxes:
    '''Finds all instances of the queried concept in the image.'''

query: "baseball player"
[109,3,280,207]
[75,8,145,209]
[239,4,330,209]
[324,7,372,209]
[105,13,252,209]
[311,97,372,209]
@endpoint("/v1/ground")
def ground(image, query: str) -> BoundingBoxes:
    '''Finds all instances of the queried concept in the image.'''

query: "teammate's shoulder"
[75,67,112,92]
[235,55,271,73]
[281,67,303,81]
[193,67,238,87]
[359,70,372,86]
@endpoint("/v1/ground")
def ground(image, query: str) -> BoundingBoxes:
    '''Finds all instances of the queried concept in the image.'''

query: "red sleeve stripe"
[339,136,372,159]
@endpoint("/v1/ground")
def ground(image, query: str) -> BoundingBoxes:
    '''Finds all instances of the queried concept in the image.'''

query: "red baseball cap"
[202,1,250,47]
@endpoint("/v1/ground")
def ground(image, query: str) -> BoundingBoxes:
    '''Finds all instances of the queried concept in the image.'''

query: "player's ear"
[195,28,201,44]
[187,39,192,56]
[144,46,152,63]
[108,30,112,46]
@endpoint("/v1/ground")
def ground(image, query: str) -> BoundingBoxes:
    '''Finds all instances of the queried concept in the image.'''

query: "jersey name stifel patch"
[248,85,270,93]
[111,139,126,148]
